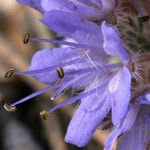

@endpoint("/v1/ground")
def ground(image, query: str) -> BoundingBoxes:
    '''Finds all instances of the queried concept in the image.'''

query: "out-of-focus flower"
[41,0,117,20]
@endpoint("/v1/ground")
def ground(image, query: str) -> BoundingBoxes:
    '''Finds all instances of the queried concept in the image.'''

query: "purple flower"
[16,0,44,13]
[4,9,135,148]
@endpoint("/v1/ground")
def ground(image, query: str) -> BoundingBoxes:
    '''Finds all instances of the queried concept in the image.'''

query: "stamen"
[3,103,16,112]
[23,32,31,44]
[10,84,61,107]
[30,37,102,51]
[51,63,121,100]
[48,79,110,114]
[50,74,88,100]
[65,63,122,75]
[40,111,49,120]
[56,67,64,79]
[14,58,81,76]
[5,69,15,79]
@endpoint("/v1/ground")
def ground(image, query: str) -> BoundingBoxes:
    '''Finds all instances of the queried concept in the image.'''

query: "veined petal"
[117,108,150,150]
[108,67,131,126]
[41,0,117,20]
[28,48,81,84]
[41,0,68,12]
[16,0,44,13]
[65,99,111,147]
[81,74,111,111]
[41,11,103,49]
[101,21,129,64]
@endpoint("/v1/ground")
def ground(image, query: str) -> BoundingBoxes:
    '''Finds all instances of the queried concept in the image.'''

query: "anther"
[5,69,15,79]
[40,111,49,120]
[3,103,16,112]
[56,67,64,79]
[23,32,31,44]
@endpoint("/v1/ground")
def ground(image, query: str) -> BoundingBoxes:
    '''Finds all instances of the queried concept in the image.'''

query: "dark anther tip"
[3,103,16,112]
[40,111,49,120]
[56,67,64,79]
[5,69,15,79]
[23,32,31,44]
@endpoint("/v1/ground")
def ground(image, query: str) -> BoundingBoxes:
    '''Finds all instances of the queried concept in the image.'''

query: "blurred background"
[0,1,111,150]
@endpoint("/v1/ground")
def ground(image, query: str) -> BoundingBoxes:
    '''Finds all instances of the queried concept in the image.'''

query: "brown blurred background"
[0,1,111,150]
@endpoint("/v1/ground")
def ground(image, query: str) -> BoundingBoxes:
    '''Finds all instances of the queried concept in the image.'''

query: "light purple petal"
[28,48,81,84]
[101,21,129,64]
[65,90,111,147]
[108,67,131,126]
[17,0,44,13]
[41,0,117,20]
[117,108,150,150]
[81,75,111,111]
[41,10,103,49]
[41,0,97,20]
[104,104,140,150]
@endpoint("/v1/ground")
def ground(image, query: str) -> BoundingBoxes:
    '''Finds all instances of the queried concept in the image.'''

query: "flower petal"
[101,21,129,64]
[108,67,131,126]
[41,0,67,12]
[17,0,44,13]
[42,0,96,19]
[104,104,140,150]
[117,108,150,150]
[41,0,117,20]
[41,10,103,49]
[28,48,81,84]
[65,97,111,147]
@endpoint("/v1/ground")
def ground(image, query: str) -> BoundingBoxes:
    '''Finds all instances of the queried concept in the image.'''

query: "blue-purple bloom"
[8,12,132,148]
[6,1,150,150]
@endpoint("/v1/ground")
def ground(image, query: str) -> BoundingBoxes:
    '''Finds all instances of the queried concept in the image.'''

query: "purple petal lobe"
[108,67,131,126]
[41,10,103,49]
[101,21,129,64]
[17,0,44,13]
[28,48,81,84]
[65,98,110,147]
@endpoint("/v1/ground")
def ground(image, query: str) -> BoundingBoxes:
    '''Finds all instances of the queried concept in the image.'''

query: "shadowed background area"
[0,1,111,150]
